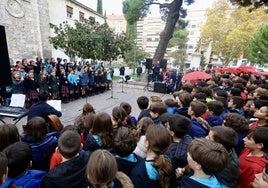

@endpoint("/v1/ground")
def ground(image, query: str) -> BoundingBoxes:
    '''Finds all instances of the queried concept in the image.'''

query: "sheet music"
[47,100,61,112]
[9,94,26,107]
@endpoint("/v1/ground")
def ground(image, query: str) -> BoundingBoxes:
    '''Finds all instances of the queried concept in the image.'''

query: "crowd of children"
[0,64,268,187]
[1,57,113,108]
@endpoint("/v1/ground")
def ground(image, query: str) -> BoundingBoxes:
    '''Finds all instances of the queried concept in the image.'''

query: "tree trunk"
[153,0,183,62]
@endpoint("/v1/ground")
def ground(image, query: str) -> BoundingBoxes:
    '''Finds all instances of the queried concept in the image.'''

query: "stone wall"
[0,0,51,61]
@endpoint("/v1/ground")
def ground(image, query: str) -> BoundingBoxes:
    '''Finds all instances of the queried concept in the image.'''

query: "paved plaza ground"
[3,81,172,134]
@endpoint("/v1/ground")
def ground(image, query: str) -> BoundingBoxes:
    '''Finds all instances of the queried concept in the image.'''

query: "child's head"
[136,96,149,110]
[188,138,228,176]
[188,101,207,117]
[0,124,20,151]
[146,124,171,155]
[149,102,167,119]
[86,149,117,187]
[178,91,193,107]
[0,152,8,184]
[91,112,113,148]
[207,100,224,116]
[120,102,132,115]
[168,114,192,138]
[23,116,49,141]
[135,117,153,139]
[223,113,249,133]
[243,128,268,153]
[253,106,268,124]
[208,126,238,151]
[228,96,244,109]
[112,106,128,127]
[252,163,268,188]
[113,127,137,157]
[3,142,32,178]
[82,103,95,115]
[58,130,81,159]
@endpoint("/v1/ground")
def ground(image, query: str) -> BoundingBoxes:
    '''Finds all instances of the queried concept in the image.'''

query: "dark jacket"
[130,158,162,188]
[165,134,193,169]
[21,132,59,171]
[115,153,142,177]
[83,135,101,152]
[40,150,90,188]
[137,109,151,121]
[175,107,191,119]
[205,115,223,127]
[188,118,209,138]
[218,149,239,188]
[27,101,62,121]
[1,169,46,188]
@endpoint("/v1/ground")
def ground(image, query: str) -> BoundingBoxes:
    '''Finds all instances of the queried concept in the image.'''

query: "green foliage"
[49,18,132,62]
[246,24,268,65]
[200,0,268,62]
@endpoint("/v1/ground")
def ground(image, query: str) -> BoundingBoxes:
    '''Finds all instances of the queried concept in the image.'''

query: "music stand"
[106,81,118,100]
[118,77,127,94]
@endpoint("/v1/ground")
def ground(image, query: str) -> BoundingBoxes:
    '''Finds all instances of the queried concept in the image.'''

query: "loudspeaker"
[153,82,166,94]
[0,25,12,86]
[160,59,167,69]
[146,58,152,69]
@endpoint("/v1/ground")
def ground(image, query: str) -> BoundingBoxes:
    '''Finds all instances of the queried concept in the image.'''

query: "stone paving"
[2,81,172,134]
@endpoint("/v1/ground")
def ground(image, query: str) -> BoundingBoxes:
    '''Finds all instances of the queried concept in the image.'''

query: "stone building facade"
[0,0,104,62]
[0,0,51,61]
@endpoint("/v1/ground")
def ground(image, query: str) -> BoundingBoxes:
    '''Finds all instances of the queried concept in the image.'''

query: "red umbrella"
[223,67,237,74]
[182,71,212,81]
[237,66,256,73]
[212,67,224,72]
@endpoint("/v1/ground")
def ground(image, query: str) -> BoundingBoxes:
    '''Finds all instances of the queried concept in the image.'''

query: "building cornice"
[69,0,105,19]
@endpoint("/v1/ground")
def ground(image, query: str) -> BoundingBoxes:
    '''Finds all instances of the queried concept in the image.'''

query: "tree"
[49,17,132,62]
[97,0,103,15]
[246,24,268,65]
[200,0,268,63]
[123,0,194,63]
[229,0,268,10]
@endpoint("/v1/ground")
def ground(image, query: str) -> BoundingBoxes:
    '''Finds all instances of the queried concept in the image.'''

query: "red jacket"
[237,148,268,188]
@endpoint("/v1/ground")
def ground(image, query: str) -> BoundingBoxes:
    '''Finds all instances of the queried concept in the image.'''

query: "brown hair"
[91,112,113,149]
[0,152,8,184]
[23,116,49,141]
[86,149,117,187]
[113,127,137,157]
[188,138,228,175]
[178,91,193,107]
[58,130,81,159]
[0,124,20,151]
[112,106,128,128]
[82,103,95,115]
[135,117,154,140]
[149,102,167,116]
[146,124,172,188]
[223,113,249,133]
[210,126,238,151]
[189,101,207,117]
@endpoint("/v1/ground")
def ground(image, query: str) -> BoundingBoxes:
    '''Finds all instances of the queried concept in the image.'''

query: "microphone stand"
[118,76,127,94]
[106,81,118,100]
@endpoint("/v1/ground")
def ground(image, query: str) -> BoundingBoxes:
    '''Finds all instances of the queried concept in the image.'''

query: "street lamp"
[134,39,137,65]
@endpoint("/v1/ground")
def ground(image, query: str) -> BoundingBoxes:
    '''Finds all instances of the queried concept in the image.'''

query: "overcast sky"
[102,0,215,15]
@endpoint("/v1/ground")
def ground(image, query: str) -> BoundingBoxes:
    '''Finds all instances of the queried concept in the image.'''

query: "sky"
[102,0,216,15]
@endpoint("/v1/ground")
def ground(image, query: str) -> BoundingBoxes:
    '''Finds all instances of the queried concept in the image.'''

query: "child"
[83,112,113,152]
[0,124,20,151]
[207,126,239,188]
[113,127,142,176]
[205,100,224,127]
[228,96,244,116]
[237,127,268,188]
[134,117,154,158]
[41,130,90,188]
[2,142,47,188]
[130,124,174,188]
[177,138,228,188]
[136,96,150,121]
[188,101,210,138]
[165,114,192,169]
[120,102,137,126]
[86,149,134,188]
[252,163,268,188]
[250,106,268,128]
[149,102,167,124]
[0,152,8,185]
